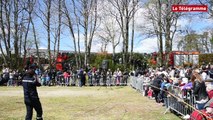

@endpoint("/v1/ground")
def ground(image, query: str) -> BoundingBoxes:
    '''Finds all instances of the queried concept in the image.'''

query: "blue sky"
[36,3,213,54]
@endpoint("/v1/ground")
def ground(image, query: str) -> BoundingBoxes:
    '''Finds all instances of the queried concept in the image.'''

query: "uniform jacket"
[23,74,41,99]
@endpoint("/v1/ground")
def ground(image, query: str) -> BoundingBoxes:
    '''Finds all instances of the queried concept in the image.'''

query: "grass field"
[0,86,181,120]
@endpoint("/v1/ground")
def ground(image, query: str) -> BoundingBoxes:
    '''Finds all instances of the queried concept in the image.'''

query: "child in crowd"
[147,87,153,99]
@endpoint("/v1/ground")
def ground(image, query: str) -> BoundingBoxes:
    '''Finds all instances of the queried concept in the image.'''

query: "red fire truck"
[150,51,200,66]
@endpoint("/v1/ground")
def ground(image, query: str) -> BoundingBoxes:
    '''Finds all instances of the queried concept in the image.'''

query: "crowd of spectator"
[133,64,213,119]
[0,65,130,87]
[2,62,213,119]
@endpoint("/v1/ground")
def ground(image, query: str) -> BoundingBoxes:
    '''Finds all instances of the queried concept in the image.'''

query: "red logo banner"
[172,5,208,12]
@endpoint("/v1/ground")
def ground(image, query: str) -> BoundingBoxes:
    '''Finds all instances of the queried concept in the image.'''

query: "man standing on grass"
[22,65,43,120]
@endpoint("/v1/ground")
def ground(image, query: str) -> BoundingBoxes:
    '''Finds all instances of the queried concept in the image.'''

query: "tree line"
[0,0,213,70]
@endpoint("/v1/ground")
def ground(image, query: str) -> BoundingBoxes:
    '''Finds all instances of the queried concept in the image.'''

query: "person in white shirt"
[201,67,208,81]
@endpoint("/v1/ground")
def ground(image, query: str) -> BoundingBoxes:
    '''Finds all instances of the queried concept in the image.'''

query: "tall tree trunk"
[23,23,30,67]
[13,0,19,69]
[158,0,163,67]
[47,1,52,69]
[165,2,171,67]
[124,0,129,68]
[31,17,41,68]
[88,0,98,65]
[72,0,81,68]
[57,0,62,60]
[64,0,79,69]
[130,1,135,67]
[5,1,12,68]
[0,0,8,65]
[83,0,88,66]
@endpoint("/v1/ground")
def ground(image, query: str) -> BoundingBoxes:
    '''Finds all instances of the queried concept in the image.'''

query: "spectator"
[7,70,14,86]
[191,71,209,110]
[78,68,85,87]
[63,71,70,86]
[107,69,112,86]
[151,74,163,103]
[201,67,208,81]
[209,65,213,79]
[147,87,153,99]
[115,68,122,86]
[123,69,129,86]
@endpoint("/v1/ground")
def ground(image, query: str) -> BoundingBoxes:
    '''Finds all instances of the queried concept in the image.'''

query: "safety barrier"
[50,75,129,86]
[130,76,196,117]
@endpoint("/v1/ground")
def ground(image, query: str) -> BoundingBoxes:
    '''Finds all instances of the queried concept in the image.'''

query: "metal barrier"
[130,76,144,92]
[130,76,196,117]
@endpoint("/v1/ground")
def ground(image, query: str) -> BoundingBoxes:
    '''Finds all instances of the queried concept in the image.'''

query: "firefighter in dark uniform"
[22,66,43,120]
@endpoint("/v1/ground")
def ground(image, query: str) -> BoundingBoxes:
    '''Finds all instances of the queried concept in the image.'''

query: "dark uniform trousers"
[25,98,43,120]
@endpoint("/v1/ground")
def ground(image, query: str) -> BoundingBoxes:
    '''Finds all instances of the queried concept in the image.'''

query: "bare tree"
[38,0,52,69]
[21,0,41,67]
[162,0,183,67]
[157,0,163,67]
[97,16,120,63]
[50,0,63,65]
[201,32,210,53]
[57,0,62,60]
[62,0,79,68]
[0,0,13,67]
[107,0,139,67]
[13,0,20,68]
[72,0,82,68]
[98,36,110,52]
[0,0,26,68]
[130,0,138,66]
[199,0,213,18]
[143,0,185,67]
[81,0,98,66]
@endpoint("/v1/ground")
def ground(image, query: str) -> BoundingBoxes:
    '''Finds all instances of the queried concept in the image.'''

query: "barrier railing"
[130,76,196,117]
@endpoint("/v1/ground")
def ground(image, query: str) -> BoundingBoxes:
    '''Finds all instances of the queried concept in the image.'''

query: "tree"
[62,0,79,68]
[210,31,213,52]
[51,0,63,64]
[107,0,139,68]
[0,0,27,68]
[97,13,121,62]
[199,0,213,18]
[143,0,185,67]
[178,30,202,52]
[73,0,82,68]
[145,0,163,66]
[162,0,183,67]
[81,0,98,66]
[21,0,41,68]
[200,32,210,53]
[38,0,52,69]
[0,0,12,67]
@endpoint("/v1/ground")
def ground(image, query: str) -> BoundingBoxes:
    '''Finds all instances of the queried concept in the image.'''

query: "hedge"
[199,54,213,65]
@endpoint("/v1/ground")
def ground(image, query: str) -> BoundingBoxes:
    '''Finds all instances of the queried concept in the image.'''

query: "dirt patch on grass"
[0,87,115,97]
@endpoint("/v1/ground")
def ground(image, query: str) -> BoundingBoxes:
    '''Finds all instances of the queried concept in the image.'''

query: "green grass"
[0,86,181,120]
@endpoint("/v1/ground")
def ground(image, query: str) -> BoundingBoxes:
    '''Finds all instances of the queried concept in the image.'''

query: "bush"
[199,54,213,66]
